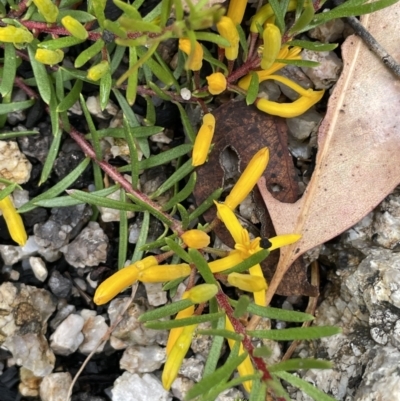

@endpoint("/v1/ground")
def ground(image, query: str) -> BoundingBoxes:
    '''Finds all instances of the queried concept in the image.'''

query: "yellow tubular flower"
[181,229,210,249]
[206,72,227,95]
[162,324,197,390]
[227,0,248,24]
[255,74,325,118]
[227,272,267,292]
[208,251,244,273]
[268,234,302,250]
[0,196,27,247]
[225,317,253,392]
[138,264,191,283]
[87,60,110,81]
[61,16,88,40]
[261,23,282,70]
[93,265,140,305]
[35,49,64,65]
[248,263,266,305]
[192,113,215,167]
[32,0,59,23]
[93,256,158,305]
[187,284,218,304]
[216,16,239,61]
[214,202,244,244]
[166,292,194,355]
[224,147,269,210]
[178,39,203,71]
[0,26,33,43]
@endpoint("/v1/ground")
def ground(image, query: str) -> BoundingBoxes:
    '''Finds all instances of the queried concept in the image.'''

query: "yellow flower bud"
[249,263,266,306]
[208,251,244,273]
[93,265,139,305]
[214,202,244,245]
[35,48,64,65]
[192,113,215,167]
[178,39,203,71]
[186,284,218,304]
[61,16,88,40]
[228,272,267,292]
[134,255,159,270]
[138,264,191,283]
[32,0,59,24]
[206,72,227,95]
[261,23,282,70]
[255,75,325,118]
[225,317,253,392]
[87,60,110,81]
[224,147,269,210]
[216,16,239,60]
[181,229,210,249]
[227,0,248,24]
[162,324,197,390]
[0,26,33,43]
[268,234,301,251]
[0,196,27,247]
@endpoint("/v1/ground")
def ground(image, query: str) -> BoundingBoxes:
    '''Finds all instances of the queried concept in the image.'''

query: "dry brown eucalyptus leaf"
[258,3,400,305]
[193,100,318,296]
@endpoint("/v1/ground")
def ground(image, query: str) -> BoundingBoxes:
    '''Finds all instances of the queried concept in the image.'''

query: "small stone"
[79,309,109,355]
[86,96,118,119]
[309,18,345,43]
[216,388,245,401]
[112,372,172,401]
[29,256,48,282]
[50,302,76,330]
[19,367,42,397]
[190,322,214,361]
[48,271,72,298]
[150,131,172,144]
[99,190,135,222]
[9,269,20,281]
[287,108,323,141]
[180,88,191,100]
[40,372,72,401]
[171,376,194,400]
[119,345,166,373]
[144,282,168,306]
[61,222,109,268]
[4,333,55,377]
[50,314,84,355]
[0,140,32,185]
[301,50,343,90]
[180,357,204,382]
[17,123,52,164]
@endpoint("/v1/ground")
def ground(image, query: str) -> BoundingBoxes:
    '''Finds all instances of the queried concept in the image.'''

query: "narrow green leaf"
[144,95,156,125]
[118,190,128,269]
[57,9,96,22]
[0,43,16,96]
[249,379,267,401]
[150,159,194,198]
[80,94,102,159]
[127,46,138,105]
[276,371,338,401]
[186,348,248,400]
[289,40,338,52]
[188,188,222,222]
[233,295,250,319]
[143,1,162,22]
[164,237,192,263]
[0,131,39,140]
[74,39,105,68]
[0,99,35,115]
[113,0,142,19]
[159,0,173,26]
[145,312,224,329]
[126,194,172,226]
[19,158,91,213]
[27,43,52,104]
[290,0,315,34]
[240,302,315,323]
[153,49,180,89]
[0,183,17,200]
[268,0,286,33]
[38,36,84,50]
[162,172,196,211]
[96,126,163,139]
[162,275,186,291]
[203,317,225,377]
[57,79,83,112]
[131,211,150,263]
[252,346,272,358]
[246,72,259,105]
[68,189,141,212]
[202,46,228,74]
[274,59,320,68]
[138,299,193,322]
[177,203,190,230]
[194,32,230,48]
[147,81,172,100]
[188,248,218,285]
[196,329,243,342]
[247,326,341,341]
[104,19,127,38]
[221,249,269,275]
[110,44,126,74]
[236,23,248,62]
[172,102,196,143]
[269,358,332,372]
[122,117,140,189]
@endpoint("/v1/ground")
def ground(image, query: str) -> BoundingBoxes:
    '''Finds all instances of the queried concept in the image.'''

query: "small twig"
[66,283,139,401]
[344,15,400,78]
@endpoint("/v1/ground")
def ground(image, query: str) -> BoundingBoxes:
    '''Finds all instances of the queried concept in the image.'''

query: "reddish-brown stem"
[215,290,273,383]
[68,127,184,236]
[14,77,40,99]
[247,32,259,61]
[8,0,29,18]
